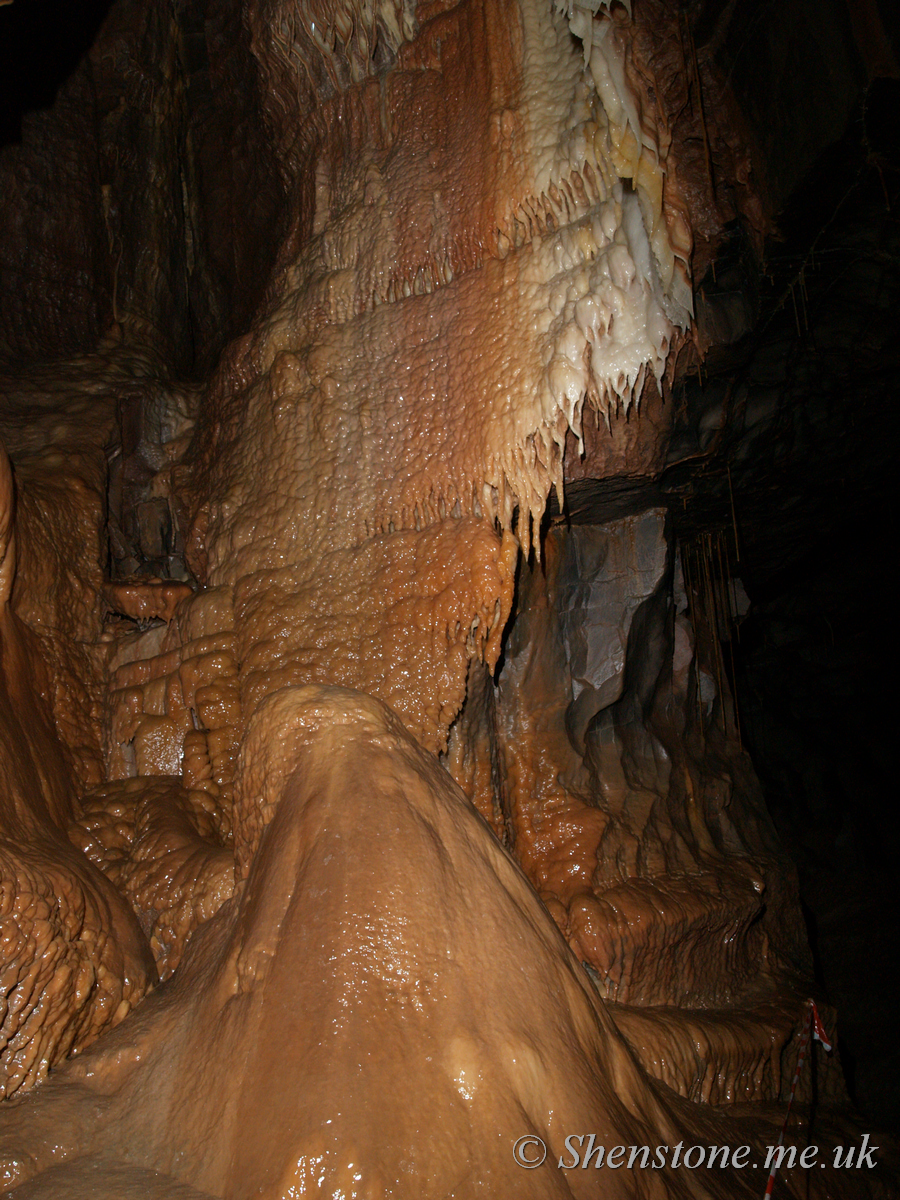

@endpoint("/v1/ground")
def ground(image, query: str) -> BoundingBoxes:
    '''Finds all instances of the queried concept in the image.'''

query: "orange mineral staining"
[0,445,154,1098]
[0,0,867,1196]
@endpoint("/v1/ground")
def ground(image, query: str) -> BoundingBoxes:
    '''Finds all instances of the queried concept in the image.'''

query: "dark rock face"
[0,0,284,371]
[450,510,809,1013]
[0,0,897,1194]
[660,41,900,1136]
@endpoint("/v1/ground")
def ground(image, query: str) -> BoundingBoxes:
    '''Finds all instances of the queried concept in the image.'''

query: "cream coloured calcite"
[180,0,689,763]
[0,0,849,1195]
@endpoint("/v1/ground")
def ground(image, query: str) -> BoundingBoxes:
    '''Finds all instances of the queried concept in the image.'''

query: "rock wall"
[0,0,894,1195]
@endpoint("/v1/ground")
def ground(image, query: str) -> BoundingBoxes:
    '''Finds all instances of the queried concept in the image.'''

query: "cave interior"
[0,0,897,1196]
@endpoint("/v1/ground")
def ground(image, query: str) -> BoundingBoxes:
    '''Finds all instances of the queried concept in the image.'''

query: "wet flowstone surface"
[0,0,897,1195]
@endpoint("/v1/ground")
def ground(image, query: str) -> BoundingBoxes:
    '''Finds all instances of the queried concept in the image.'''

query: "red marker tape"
[763,1000,832,1198]
[811,1003,833,1053]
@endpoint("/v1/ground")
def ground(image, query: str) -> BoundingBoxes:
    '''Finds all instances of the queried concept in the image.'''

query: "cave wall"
[0,0,896,1194]
[0,0,284,372]
[659,15,900,1135]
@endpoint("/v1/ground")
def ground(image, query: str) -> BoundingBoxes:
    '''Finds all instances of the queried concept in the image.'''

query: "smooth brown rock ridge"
[0,686,841,1199]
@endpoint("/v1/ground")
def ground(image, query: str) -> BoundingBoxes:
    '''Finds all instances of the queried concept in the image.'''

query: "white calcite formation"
[0,1,867,1197]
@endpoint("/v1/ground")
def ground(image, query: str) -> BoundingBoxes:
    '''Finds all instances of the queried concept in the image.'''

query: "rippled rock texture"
[0,0,894,1195]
